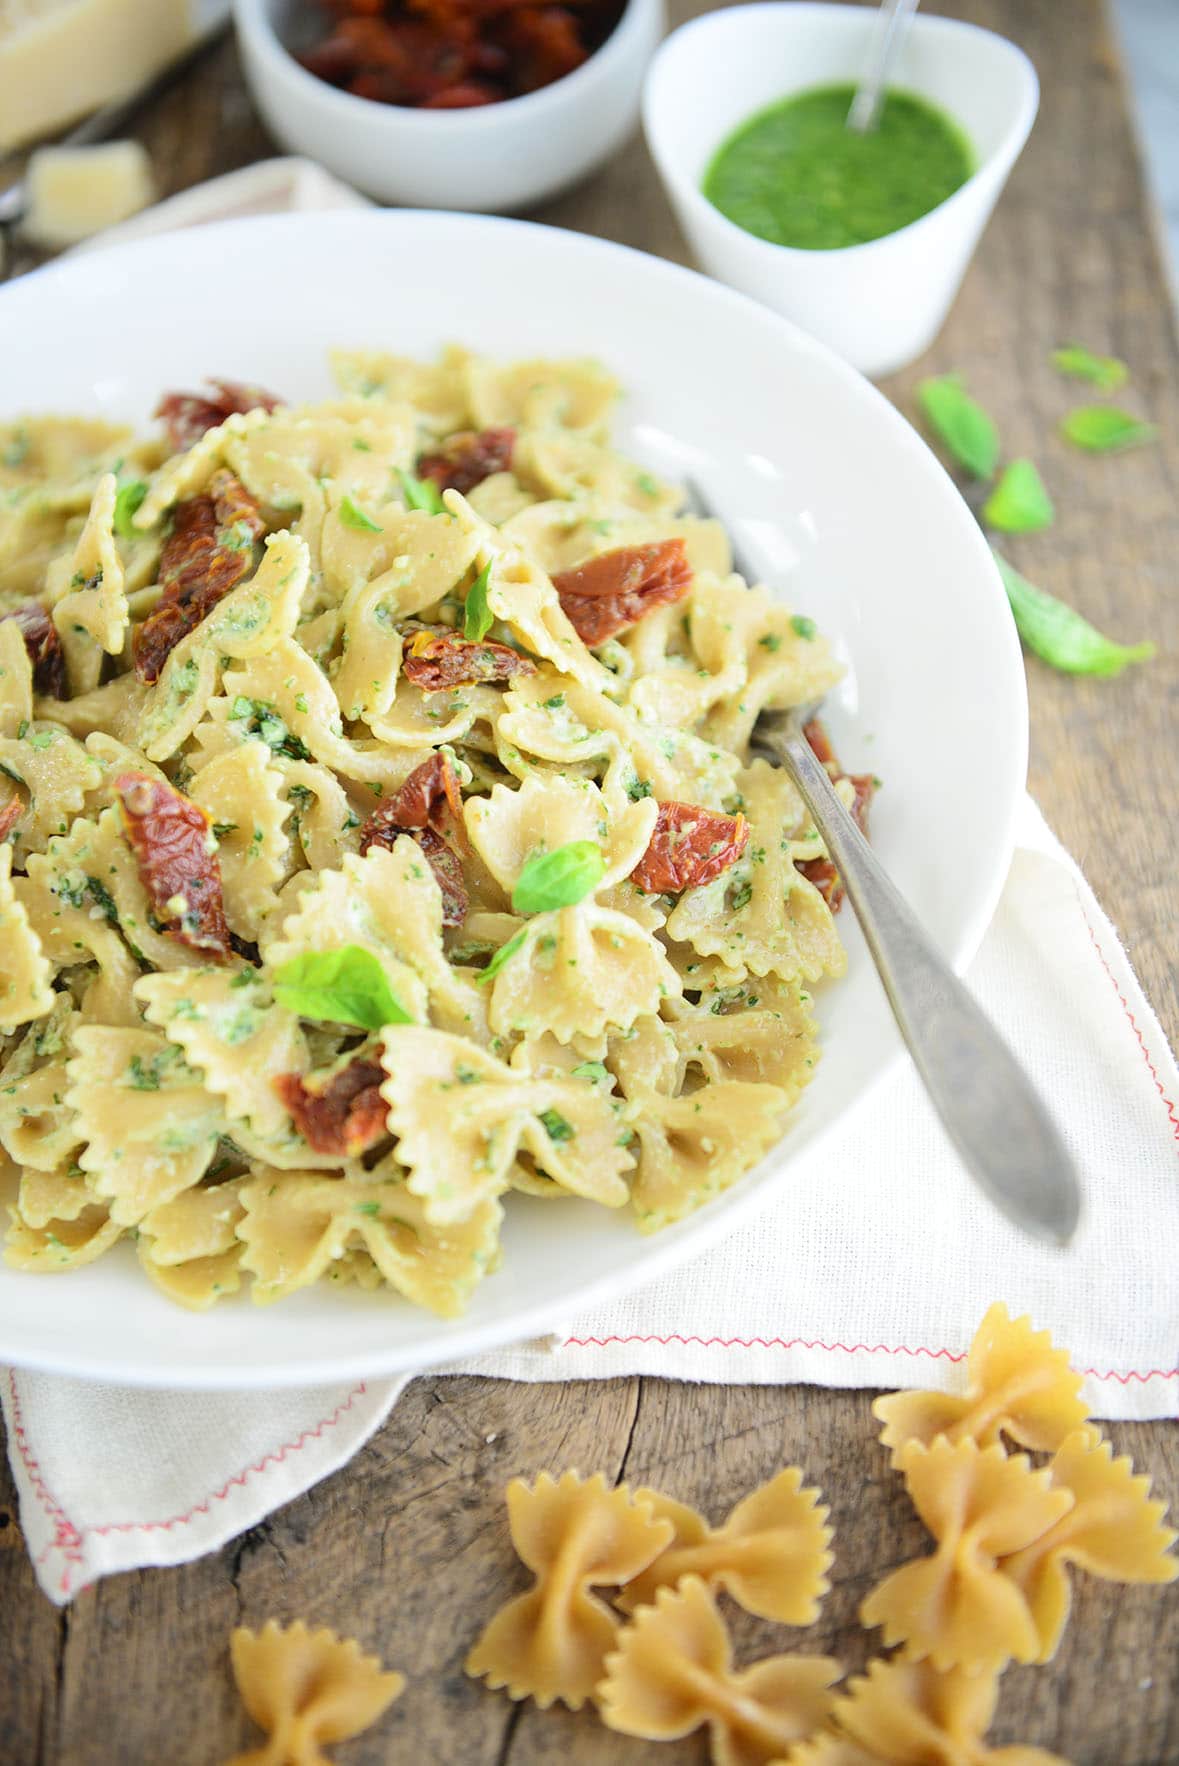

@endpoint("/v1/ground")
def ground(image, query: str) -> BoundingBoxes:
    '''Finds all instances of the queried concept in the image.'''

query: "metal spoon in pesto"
[847,0,922,133]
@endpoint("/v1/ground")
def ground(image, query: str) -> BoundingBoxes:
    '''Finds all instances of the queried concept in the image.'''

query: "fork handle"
[765,718,1080,1244]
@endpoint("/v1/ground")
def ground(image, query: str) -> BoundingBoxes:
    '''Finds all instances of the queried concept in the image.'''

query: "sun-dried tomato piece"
[801,716,837,770]
[631,801,750,895]
[796,717,876,912]
[401,626,536,691]
[360,753,468,926]
[155,378,283,455]
[417,427,515,494]
[5,601,66,698]
[383,751,465,835]
[496,5,587,91]
[0,795,25,842]
[552,540,692,647]
[274,1057,389,1158]
[419,79,501,106]
[132,470,265,684]
[115,772,231,957]
[412,824,470,926]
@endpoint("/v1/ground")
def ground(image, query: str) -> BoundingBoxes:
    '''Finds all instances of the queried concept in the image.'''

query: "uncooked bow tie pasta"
[597,1574,841,1765]
[0,348,859,1311]
[783,1655,1070,1766]
[465,1470,675,1709]
[860,1439,1076,1672]
[227,1620,404,1766]
[617,1467,834,1622]
[872,1302,1091,1464]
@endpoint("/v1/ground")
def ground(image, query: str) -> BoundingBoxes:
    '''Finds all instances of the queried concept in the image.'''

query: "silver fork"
[686,481,1081,1244]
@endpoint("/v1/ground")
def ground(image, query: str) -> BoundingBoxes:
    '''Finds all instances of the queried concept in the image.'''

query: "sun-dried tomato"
[413,825,470,926]
[401,626,536,691]
[416,427,515,495]
[360,752,468,925]
[155,379,283,455]
[796,717,876,912]
[132,470,266,684]
[631,801,750,895]
[383,751,465,834]
[274,1057,389,1157]
[114,772,231,958]
[419,79,501,106]
[552,540,692,647]
[0,795,25,841]
[297,0,623,107]
[5,602,66,699]
[496,5,586,90]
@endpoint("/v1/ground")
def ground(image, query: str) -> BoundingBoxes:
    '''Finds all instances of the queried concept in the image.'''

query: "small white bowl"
[643,3,1038,376]
[234,0,664,212]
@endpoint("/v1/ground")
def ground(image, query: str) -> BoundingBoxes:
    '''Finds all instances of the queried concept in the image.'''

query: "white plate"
[0,212,1026,1387]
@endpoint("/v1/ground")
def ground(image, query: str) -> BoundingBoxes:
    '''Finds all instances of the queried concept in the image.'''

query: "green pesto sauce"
[703,83,973,251]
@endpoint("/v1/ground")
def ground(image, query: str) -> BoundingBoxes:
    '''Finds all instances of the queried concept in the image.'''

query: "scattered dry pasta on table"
[461,1305,1176,1765]
[0,351,870,1311]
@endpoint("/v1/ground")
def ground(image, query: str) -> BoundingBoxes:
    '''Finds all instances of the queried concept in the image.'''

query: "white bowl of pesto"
[643,3,1038,376]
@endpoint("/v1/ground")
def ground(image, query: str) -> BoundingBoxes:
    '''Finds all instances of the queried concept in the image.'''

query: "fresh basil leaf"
[475,926,527,986]
[397,468,447,515]
[993,549,1155,677]
[113,480,149,538]
[271,944,412,1030]
[511,841,606,914]
[571,1060,610,1085]
[982,459,1055,534]
[538,1108,575,1143]
[464,562,493,641]
[1059,406,1156,454]
[338,495,382,533]
[1051,345,1128,392]
[917,375,1000,479]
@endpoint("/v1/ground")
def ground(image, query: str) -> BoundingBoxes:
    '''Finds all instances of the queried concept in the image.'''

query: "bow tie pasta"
[0,347,866,1313]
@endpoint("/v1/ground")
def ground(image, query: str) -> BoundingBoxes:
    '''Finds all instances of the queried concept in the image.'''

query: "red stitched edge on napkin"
[1079,902,1179,1143]
[8,1375,367,1598]
[557,1334,1179,1385]
[5,1371,86,1589]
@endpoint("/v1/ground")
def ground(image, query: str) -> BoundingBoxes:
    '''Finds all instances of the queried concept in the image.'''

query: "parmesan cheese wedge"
[0,0,192,152]
[24,139,156,245]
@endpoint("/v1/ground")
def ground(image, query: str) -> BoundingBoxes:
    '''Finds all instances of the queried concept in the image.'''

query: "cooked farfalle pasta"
[860,1439,1076,1672]
[465,1471,675,1709]
[784,1655,1070,1766]
[597,1575,841,1766]
[1,347,856,1311]
[617,1467,833,1623]
[228,1619,404,1766]
[872,1303,1090,1465]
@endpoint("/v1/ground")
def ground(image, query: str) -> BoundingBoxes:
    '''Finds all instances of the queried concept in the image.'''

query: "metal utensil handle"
[771,718,1080,1244]
[846,0,921,133]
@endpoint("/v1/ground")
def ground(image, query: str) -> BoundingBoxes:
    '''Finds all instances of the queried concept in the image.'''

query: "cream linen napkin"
[4,164,1177,1604]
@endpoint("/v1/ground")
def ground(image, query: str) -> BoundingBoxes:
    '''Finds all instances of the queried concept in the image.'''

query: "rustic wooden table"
[2,0,1177,1760]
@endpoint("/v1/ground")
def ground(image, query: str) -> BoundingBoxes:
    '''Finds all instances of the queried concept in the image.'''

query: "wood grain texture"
[2,1,1178,1761]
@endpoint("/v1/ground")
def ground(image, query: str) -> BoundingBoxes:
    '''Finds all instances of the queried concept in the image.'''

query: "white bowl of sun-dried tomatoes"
[234,0,664,212]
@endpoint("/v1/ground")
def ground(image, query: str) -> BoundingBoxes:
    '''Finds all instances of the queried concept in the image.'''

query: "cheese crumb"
[24,140,156,247]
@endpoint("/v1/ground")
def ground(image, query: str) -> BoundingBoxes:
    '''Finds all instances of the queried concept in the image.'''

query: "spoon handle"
[847,0,921,133]
[759,713,1081,1245]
